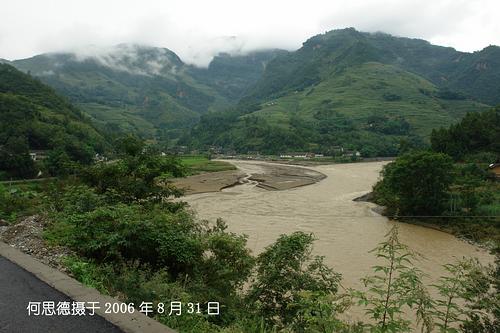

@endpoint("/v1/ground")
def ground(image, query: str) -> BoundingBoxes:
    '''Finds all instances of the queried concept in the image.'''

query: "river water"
[183,160,494,319]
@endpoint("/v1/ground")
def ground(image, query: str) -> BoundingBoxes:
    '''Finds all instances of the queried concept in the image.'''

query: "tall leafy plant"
[355,226,433,333]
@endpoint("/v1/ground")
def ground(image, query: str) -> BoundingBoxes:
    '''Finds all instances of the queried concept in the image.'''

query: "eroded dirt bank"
[172,160,326,194]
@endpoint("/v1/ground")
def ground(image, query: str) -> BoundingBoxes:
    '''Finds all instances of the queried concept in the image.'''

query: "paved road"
[0,256,123,333]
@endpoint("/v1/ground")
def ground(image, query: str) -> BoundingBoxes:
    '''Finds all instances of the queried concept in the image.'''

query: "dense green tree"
[0,64,107,179]
[0,136,36,179]
[44,148,78,176]
[431,107,500,161]
[80,137,185,206]
[373,151,455,216]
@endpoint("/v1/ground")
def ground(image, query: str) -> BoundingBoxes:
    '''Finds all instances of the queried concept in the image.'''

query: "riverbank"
[247,162,326,190]
[182,159,495,320]
[172,169,245,195]
[353,192,499,250]
[173,160,327,194]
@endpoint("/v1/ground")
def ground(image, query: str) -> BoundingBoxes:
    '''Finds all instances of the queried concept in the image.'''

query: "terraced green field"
[248,63,488,136]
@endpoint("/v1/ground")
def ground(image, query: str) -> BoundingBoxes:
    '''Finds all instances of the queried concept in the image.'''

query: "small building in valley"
[279,152,319,159]
[29,150,48,161]
[488,163,500,179]
[343,150,361,158]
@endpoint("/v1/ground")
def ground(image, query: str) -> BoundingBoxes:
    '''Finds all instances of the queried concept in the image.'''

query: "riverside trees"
[373,107,500,243]
[373,151,455,217]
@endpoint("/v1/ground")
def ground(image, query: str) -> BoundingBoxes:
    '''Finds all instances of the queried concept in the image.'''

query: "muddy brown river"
[183,160,494,320]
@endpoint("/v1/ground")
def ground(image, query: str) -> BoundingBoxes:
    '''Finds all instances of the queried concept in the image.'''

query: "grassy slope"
[12,54,225,138]
[245,63,488,136]
[36,67,210,137]
[186,29,497,154]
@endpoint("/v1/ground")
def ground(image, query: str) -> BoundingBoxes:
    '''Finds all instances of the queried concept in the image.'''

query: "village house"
[330,146,344,156]
[29,150,48,162]
[488,163,500,179]
[279,152,318,159]
[223,148,237,157]
[94,153,108,163]
[343,150,361,157]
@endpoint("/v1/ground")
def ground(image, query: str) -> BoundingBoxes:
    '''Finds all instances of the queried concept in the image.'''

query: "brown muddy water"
[183,160,494,321]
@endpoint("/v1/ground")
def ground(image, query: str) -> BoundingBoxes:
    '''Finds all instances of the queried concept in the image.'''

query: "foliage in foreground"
[45,178,499,333]
[355,228,433,333]
[2,136,498,332]
[247,232,342,330]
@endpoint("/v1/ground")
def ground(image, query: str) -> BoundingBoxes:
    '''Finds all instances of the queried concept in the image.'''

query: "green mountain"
[12,45,283,139]
[245,29,500,105]
[185,29,497,156]
[187,49,288,101]
[0,63,107,178]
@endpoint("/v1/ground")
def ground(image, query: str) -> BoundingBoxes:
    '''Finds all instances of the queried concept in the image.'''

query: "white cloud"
[1,0,499,66]
[68,44,178,75]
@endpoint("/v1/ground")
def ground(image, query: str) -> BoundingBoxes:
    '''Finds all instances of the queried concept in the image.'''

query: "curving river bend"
[183,160,494,318]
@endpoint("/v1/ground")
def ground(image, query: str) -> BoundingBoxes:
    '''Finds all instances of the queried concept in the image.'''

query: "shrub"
[0,183,38,221]
[355,226,433,333]
[247,232,342,329]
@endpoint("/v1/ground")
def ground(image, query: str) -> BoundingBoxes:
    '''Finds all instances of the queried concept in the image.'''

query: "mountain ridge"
[184,28,498,155]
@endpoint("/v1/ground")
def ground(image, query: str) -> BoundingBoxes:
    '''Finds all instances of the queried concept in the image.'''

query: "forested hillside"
[0,63,107,179]
[244,28,500,105]
[187,49,287,101]
[12,46,283,139]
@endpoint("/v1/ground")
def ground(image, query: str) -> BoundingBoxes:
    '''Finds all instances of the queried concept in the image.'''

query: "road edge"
[0,241,176,333]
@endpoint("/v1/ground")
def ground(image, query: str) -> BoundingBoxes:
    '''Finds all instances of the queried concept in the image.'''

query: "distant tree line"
[431,107,500,161]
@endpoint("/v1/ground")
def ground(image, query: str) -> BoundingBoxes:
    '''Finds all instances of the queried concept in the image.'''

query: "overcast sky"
[1,0,499,66]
